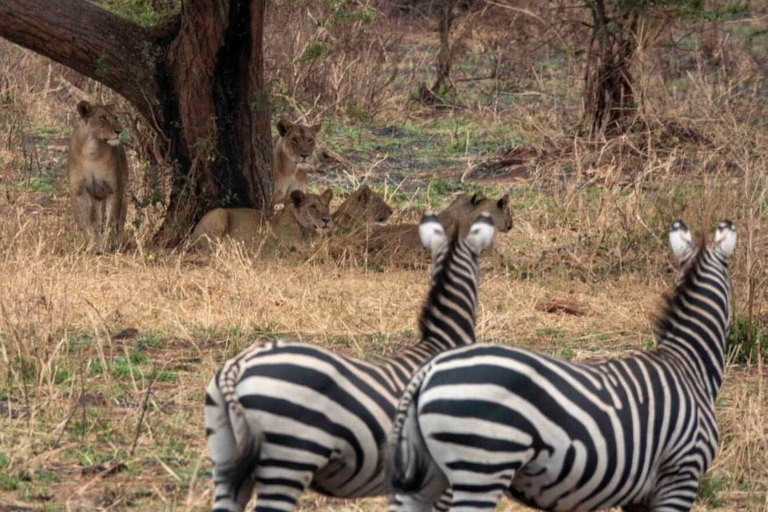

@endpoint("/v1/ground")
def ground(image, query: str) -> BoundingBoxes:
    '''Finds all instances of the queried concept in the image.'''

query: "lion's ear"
[77,100,94,119]
[357,185,371,204]
[277,117,293,137]
[497,194,510,209]
[311,122,322,134]
[290,190,306,207]
[470,192,487,205]
[320,188,334,206]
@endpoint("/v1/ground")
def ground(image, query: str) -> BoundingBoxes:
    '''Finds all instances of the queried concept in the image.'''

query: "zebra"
[388,219,737,512]
[204,211,497,512]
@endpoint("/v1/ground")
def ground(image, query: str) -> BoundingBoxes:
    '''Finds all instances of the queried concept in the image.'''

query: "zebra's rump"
[417,344,712,510]
[228,342,403,497]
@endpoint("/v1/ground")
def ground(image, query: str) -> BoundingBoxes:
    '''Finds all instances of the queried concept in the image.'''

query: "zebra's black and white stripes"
[204,212,496,512]
[388,220,736,512]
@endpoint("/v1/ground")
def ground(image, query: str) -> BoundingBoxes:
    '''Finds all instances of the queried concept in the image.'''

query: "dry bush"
[265,0,405,120]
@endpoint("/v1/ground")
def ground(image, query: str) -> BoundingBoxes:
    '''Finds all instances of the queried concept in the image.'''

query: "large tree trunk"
[433,0,456,95]
[0,0,273,246]
[583,0,638,137]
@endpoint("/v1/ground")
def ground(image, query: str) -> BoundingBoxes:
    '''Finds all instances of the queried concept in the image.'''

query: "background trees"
[0,0,273,245]
[0,0,763,242]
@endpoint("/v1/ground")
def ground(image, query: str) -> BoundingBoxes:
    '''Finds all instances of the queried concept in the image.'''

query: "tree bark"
[433,0,456,95]
[0,0,169,122]
[0,0,273,245]
[583,0,637,137]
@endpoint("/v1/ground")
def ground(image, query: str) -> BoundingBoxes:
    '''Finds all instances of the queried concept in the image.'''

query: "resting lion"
[67,100,129,253]
[191,189,334,252]
[367,192,512,251]
[273,116,322,206]
[332,185,393,231]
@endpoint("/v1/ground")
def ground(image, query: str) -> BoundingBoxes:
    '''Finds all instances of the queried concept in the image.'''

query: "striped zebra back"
[416,212,495,351]
[386,219,737,512]
[204,211,498,512]
[654,219,737,402]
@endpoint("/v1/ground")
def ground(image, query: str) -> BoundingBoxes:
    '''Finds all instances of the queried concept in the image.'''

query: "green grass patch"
[0,472,21,491]
[698,473,730,508]
[66,332,93,353]
[101,0,166,26]
[727,315,767,365]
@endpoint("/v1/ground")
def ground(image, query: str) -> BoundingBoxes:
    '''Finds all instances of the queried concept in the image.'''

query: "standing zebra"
[204,212,496,512]
[388,220,737,512]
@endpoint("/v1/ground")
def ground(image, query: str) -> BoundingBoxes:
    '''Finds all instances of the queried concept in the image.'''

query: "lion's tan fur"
[67,100,129,253]
[368,192,513,252]
[332,185,393,231]
[438,192,513,237]
[273,116,322,206]
[191,189,334,252]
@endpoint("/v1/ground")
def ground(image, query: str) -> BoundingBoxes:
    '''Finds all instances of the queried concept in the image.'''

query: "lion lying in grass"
[366,192,512,252]
[332,184,393,230]
[190,185,393,254]
[191,189,333,253]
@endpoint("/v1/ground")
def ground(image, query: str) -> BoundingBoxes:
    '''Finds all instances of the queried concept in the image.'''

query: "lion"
[67,100,129,253]
[367,191,512,252]
[273,116,322,206]
[332,185,393,231]
[440,191,513,237]
[191,189,334,252]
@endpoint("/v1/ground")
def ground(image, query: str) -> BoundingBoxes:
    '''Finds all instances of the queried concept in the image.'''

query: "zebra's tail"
[208,359,264,488]
[387,362,443,495]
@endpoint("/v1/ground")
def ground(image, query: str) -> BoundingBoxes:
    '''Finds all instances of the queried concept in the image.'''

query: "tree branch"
[0,0,170,121]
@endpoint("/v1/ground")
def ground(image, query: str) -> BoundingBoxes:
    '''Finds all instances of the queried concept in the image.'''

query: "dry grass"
[1,4,768,510]
[1,167,766,511]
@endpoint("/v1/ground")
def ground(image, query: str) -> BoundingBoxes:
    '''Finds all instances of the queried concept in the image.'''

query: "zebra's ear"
[465,212,495,254]
[419,212,446,257]
[669,220,694,261]
[714,220,737,258]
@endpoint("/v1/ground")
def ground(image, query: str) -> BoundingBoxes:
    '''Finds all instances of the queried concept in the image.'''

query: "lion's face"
[439,192,513,233]
[335,185,393,225]
[288,189,334,235]
[277,117,321,169]
[472,194,513,233]
[76,100,123,147]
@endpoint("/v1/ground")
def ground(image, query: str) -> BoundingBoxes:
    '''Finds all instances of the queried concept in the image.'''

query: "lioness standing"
[273,116,321,206]
[67,100,129,253]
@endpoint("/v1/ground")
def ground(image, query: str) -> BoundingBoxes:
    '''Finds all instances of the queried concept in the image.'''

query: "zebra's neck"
[654,248,730,403]
[417,238,479,352]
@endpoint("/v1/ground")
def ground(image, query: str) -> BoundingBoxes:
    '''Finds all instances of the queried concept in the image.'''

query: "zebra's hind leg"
[206,380,256,512]
[387,479,449,512]
[433,488,453,511]
[644,474,698,512]
[251,471,313,512]
[389,494,438,512]
[448,489,506,512]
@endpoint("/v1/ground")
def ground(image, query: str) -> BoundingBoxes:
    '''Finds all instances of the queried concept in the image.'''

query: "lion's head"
[333,185,393,228]
[277,117,321,169]
[438,192,513,235]
[287,189,334,235]
[76,100,123,147]
[471,193,513,233]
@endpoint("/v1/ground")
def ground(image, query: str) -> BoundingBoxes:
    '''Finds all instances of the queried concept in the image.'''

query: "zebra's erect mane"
[651,237,711,340]
[417,231,473,343]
